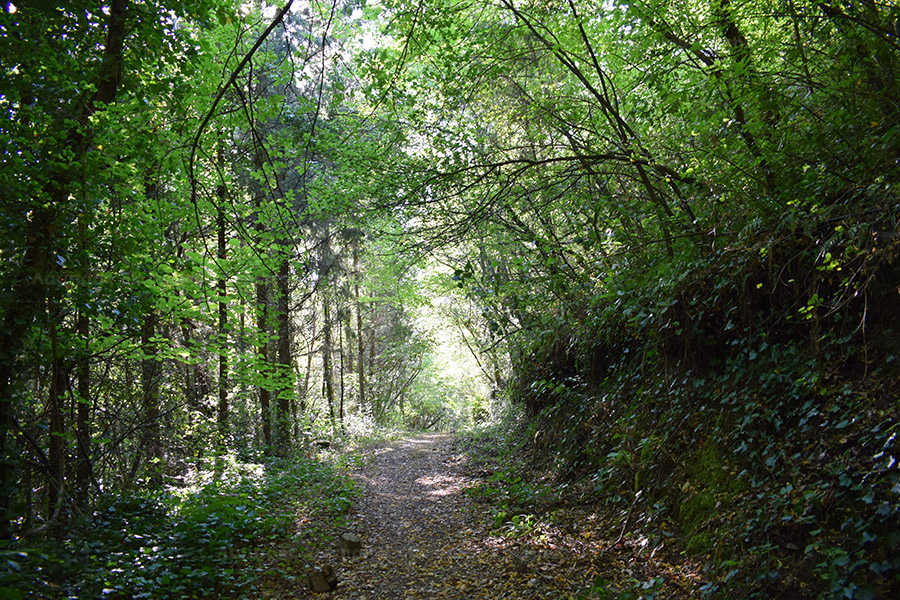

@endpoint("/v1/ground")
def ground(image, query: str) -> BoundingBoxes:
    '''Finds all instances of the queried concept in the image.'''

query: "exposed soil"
[305,433,700,600]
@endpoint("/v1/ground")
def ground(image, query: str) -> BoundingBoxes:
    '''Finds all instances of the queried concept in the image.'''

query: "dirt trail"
[320,433,562,599]
[303,432,700,600]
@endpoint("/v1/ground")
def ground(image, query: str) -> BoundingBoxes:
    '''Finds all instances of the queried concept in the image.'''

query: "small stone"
[308,565,338,593]
[337,532,362,557]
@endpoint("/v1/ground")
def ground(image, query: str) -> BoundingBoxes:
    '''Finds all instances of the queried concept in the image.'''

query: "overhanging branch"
[188,0,296,228]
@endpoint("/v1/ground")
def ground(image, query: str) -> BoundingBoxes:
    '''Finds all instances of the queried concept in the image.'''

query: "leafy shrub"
[504,204,900,598]
[5,454,358,599]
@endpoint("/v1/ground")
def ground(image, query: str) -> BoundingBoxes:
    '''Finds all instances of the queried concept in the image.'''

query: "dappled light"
[325,434,702,599]
[2,0,898,596]
[416,474,465,497]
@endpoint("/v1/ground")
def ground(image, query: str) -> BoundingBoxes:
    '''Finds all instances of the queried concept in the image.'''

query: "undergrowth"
[499,202,900,598]
[1,452,359,599]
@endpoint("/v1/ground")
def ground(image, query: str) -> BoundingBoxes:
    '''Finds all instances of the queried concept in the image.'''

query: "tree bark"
[353,246,366,413]
[368,306,378,419]
[299,305,316,415]
[47,305,65,528]
[257,280,272,449]
[216,198,229,447]
[75,307,91,505]
[140,311,162,485]
[323,293,336,431]
[275,257,293,449]
[339,321,345,426]
[75,194,93,504]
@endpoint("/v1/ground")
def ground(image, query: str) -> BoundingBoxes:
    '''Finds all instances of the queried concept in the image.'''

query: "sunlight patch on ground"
[416,474,466,496]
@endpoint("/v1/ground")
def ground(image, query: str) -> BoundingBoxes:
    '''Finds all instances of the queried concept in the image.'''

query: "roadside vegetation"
[1,449,361,599]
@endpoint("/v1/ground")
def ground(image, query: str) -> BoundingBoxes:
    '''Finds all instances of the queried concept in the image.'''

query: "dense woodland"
[1,0,899,598]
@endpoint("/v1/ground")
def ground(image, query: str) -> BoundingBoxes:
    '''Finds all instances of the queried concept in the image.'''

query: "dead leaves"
[287,433,702,599]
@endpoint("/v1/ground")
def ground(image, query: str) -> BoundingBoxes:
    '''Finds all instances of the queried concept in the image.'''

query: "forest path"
[314,432,601,600]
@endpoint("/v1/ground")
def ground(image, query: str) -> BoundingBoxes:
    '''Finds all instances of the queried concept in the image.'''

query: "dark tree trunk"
[339,322,345,426]
[368,306,378,419]
[323,295,336,431]
[47,307,65,527]
[75,307,91,505]
[140,311,162,485]
[299,305,315,415]
[0,0,128,541]
[354,247,366,413]
[256,280,272,449]
[216,200,229,447]
[275,257,293,449]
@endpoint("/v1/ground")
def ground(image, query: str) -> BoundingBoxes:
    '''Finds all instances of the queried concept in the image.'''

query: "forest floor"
[291,433,702,599]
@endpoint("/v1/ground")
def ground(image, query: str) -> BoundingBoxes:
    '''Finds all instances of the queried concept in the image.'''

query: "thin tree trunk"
[256,280,272,449]
[75,307,91,505]
[339,322,345,426]
[353,246,366,412]
[216,199,229,447]
[74,186,94,505]
[299,305,315,415]
[275,257,293,449]
[322,294,336,431]
[47,306,65,527]
[368,307,377,419]
[73,185,93,506]
[398,362,405,416]
[182,320,195,403]
[140,311,162,485]
[0,0,128,541]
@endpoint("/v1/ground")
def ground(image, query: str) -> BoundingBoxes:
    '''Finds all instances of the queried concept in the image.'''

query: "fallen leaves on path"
[291,433,700,599]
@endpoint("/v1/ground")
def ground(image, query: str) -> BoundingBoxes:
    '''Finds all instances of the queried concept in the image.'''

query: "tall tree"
[139,311,162,485]
[0,0,129,537]
[256,278,273,449]
[274,255,294,448]
[353,242,366,412]
[216,184,230,447]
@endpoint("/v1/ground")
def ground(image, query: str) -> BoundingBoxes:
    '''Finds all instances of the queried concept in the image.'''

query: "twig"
[188,0,296,228]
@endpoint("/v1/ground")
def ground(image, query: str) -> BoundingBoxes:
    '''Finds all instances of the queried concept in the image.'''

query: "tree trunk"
[275,257,293,450]
[256,280,272,449]
[0,0,128,541]
[75,307,91,505]
[216,198,229,448]
[299,305,316,415]
[74,180,94,505]
[47,306,65,527]
[140,311,162,485]
[323,294,336,431]
[353,246,366,413]
[339,321,345,426]
[368,306,378,419]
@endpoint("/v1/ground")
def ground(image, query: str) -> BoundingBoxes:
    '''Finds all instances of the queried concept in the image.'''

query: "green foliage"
[677,438,747,555]
[4,0,900,596]
[3,455,358,599]
[490,510,537,538]
[462,426,563,543]
[492,158,900,595]
[576,576,665,600]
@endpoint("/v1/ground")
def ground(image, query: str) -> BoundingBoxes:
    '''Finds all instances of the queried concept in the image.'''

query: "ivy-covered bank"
[503,206,900,598]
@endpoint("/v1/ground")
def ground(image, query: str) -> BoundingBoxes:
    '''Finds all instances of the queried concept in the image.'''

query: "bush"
[4,453,359,599]
[504,204,900,598]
